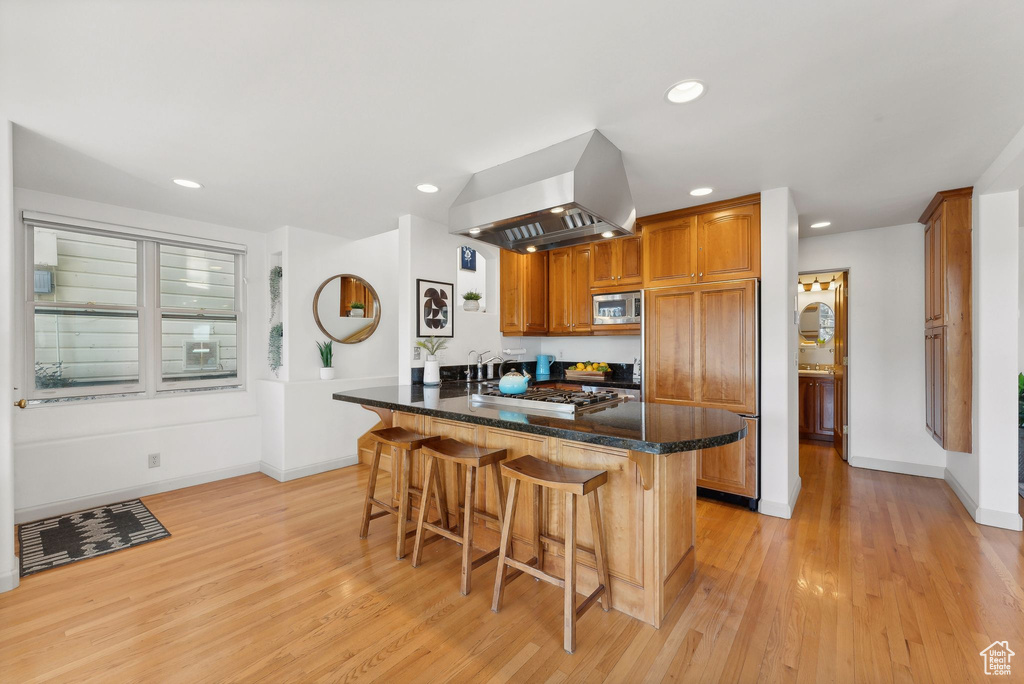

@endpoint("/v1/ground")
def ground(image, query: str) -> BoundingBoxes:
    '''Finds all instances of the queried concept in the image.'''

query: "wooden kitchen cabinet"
[499,249,548,335]
[799,375,834,442]
[548,245,593,335]
[698,416,757,498]
[590,235,643,291]
[920,188,971,452]
[638,194,760,288]
[645,279,757,415]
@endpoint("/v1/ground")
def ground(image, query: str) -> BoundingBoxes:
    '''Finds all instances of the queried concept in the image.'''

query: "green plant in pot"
[417,336,448,386]
[349,301,365,318]
[317,340,335,380]
[268,323,284,376]
[462,290,482,312]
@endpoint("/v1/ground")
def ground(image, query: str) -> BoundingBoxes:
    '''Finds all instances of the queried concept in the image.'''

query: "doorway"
[796,270,849,459]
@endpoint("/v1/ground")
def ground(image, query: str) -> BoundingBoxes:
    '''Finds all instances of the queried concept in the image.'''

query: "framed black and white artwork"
[416,279,454,338]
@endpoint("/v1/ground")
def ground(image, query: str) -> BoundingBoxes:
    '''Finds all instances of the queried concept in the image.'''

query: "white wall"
[800,224,948,478]
[510,335,642,365]
[258,225,399,479]
[958,190,1022,530]
[759,188,800,518]
[397,215,504,378]
[11,189,268,521]
[0,121,19,592]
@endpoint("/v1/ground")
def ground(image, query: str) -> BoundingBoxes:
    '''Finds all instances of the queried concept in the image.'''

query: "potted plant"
[462,290,482,312]
[416,336,448,386]
[349,302,365,318]
[317,340,335,380]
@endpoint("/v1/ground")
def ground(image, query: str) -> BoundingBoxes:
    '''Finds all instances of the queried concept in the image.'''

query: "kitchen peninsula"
[334,384,746,628]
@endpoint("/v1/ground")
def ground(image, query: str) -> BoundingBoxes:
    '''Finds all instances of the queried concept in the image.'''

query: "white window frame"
[23,214,247,402]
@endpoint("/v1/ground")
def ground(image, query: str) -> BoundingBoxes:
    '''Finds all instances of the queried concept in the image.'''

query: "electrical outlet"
[148,453,160,468]
[558,349,564,360]
[413,347,421,360]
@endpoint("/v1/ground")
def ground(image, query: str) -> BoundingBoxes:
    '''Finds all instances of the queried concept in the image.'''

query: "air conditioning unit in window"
[182,340,221,371]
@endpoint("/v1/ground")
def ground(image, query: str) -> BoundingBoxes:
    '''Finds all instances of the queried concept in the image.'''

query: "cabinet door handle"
[699,272,703,277]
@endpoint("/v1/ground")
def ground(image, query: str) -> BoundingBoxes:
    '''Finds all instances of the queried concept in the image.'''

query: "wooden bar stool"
[359,426,442,560]
[411,439,508,595]
[491,455,612,654]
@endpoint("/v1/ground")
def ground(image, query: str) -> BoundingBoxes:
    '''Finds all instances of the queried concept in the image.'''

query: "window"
[25,219,245,400]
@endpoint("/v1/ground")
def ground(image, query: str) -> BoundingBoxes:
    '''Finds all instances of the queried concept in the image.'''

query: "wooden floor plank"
[1,443,1022,683]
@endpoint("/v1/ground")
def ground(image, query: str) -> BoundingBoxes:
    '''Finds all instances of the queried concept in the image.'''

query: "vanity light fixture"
[416,183,439,193]
[526,246,537,253]
[810,221,831,229]
[689,187,713,197]
[173,179,203,189]
[802,280,813,292]
[601,230,615,238]
[810,277,822,292]
[826,276,837,290]
[664,79,706,104]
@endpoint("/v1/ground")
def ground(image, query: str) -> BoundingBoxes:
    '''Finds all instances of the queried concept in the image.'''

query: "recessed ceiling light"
[416,183,439,193]
[601,231,615,238]
[690,187,713,197]
[173,179,203,189]
[550,206,565,213]
[810,221,831,229]
[664,79,706,104]
[526,246,537,253]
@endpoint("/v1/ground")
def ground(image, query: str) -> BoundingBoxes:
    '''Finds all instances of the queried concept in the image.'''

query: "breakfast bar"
[335,384,746,629]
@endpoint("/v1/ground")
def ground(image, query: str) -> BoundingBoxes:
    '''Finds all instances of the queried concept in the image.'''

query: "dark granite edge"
[332,392,746,455]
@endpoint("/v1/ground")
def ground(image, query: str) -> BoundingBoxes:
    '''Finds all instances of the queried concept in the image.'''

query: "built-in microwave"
[592,291,642,326]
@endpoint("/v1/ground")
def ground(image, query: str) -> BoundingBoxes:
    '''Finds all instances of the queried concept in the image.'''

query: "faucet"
[476,351,489,381]
[466,350,478,384]
[482,355,503,380]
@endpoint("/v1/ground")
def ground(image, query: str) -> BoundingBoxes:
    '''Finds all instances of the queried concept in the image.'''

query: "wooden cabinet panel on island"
[500,249,548,335]
[697,416,757,498]
[645,279,757,415]
[920,187,971,452]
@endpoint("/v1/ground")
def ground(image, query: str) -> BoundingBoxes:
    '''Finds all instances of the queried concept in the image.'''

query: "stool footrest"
[421,521,463,545]
[368,510,391,522]
[369,498,398,515]
[505,556,559,587]
[470,547,500,570]
[575,585,607,620]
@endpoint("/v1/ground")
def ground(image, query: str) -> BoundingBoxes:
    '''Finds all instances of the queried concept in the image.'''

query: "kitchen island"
[334,384,746,628]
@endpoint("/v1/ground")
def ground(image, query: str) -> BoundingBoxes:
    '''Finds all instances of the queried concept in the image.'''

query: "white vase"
[463,299,479,312]
[423,356,441,386]
[320,367,336,380]
[349,309,364,318]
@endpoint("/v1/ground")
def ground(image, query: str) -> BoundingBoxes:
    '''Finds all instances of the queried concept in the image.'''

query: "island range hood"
[449,130,635,253]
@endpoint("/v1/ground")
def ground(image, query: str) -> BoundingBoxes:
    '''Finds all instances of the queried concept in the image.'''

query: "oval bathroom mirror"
[313,274,381,344]
[798,302,836,344]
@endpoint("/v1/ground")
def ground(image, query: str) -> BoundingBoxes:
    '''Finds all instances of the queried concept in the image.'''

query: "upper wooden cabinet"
[638,195,760,288]
[549,245,595,335]
[591,235,643,291]
[920,187,972,452]
[500,250,548,335]
[645,279,757,415]
[570,245,593,334]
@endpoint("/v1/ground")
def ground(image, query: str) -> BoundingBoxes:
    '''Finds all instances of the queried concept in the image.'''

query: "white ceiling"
[2,0,1023,239]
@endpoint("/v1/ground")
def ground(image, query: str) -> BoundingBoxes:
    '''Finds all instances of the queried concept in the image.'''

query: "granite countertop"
[333,384,745,455]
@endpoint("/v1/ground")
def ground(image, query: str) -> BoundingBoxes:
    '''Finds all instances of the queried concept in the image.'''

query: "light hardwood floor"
[2,443,1022,683]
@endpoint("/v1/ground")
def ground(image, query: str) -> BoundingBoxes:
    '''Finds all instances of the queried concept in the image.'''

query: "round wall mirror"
[799,302,835,344]
[313,274,381,344]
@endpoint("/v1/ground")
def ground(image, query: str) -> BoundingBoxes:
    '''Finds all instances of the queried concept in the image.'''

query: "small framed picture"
[416,279,454,338]
[460,245,477,271]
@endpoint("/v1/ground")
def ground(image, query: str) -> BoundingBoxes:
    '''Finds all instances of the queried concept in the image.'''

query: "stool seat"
[370,427,439,451]
[422,439,508,467]
[500,455,607,495]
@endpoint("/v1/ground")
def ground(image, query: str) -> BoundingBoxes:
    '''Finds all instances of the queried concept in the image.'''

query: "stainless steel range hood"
[449,130,635,253]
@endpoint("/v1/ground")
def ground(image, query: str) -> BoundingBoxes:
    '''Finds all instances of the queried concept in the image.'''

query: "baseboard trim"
[14,463,261,524]
[944,467,979,519]
[259,455,358,483]
[850,456,945,479]
[759,476,802,519]
[943,468,1023,530]
[0,561,20,594]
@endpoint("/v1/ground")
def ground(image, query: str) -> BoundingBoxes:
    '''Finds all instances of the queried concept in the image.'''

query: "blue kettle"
[535,354,553,380]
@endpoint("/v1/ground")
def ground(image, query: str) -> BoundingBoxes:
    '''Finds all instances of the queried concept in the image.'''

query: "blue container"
[498,371,530,395]
[535,354,553,380]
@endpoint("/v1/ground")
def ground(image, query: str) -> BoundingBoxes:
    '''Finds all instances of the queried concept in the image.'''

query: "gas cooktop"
[470,386,626,415]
